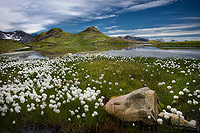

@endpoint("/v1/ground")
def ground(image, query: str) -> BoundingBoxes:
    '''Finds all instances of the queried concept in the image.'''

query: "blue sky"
[0,0,200,41]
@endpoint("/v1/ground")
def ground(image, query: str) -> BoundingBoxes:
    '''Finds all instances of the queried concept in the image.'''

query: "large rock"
[104,87,158,125]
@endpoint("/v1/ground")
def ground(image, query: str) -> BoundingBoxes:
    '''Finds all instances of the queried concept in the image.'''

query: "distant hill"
[122,35,149,42]
[31,26,134,45]
[0,30,33,43]
[170,39,178,42]
[79,26,102,34]
[156,38,165,42]
[31,28,66,42]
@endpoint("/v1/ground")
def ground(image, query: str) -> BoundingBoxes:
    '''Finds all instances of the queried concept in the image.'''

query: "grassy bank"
[0,39,30,54]
[31,43,131,57]
[0,55,199,132]
[151,41,200,49]
[0,38,132,56]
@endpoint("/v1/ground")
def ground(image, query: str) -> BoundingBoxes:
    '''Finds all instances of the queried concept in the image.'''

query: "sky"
[0,0,200,41]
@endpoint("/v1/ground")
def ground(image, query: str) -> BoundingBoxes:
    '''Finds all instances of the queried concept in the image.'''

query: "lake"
[1,46,200,59]
[0,51,44,59]
[102,46,200,59]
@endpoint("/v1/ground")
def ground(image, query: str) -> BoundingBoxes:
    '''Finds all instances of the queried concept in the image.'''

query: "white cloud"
[107,23,200,38]
[108,23,200,34]
[93,15,116,20]
[0,0,177,33]
[0,7,27,31]
[149,37,200,42]
[109,34,200,42]
[19,20,56,34]
[175,17,200,20]
[107,23,200,41]
[104,25,119,30]
[135,30,200,37]
[109,34,129,37]
[134,23,200,32]
[118,0,176,13]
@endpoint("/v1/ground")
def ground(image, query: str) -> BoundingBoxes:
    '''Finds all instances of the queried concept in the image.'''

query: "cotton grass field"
[0,54,199,132]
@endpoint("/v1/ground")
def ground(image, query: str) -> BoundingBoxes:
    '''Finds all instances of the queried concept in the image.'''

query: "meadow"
[151,41,200,49]
[0,54,199,132]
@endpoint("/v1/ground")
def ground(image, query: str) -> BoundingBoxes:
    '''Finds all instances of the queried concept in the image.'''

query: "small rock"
[159,112,196,128]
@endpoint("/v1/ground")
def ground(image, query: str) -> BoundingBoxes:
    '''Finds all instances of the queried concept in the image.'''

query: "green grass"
[151,41,200,49]
[0,55,199,132]
[0,39,31,54]
[31,43,131,57]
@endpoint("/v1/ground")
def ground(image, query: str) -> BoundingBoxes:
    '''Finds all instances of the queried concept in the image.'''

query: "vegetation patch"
[150,41,200,49]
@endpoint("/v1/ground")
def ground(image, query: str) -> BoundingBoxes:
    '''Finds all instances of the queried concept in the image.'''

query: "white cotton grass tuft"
[12,120,16,124]
[173,95,179,99]
[178,91,184,95]
[77,115,80,119]
[167,86,172,89]
[132,123,135,126]
[163,112,170,119]
[157,118,163,125]
[189,120,196,128]
[176,111,182,116]
[167,105,171,110]
[41,111,44,115]
[170,108,177,113]
[171,80,176,83]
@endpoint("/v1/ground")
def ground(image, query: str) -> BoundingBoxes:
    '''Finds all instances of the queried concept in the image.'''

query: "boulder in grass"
[104,87,159,125]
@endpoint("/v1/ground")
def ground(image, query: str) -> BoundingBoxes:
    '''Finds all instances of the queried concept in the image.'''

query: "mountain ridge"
[31,26,134,45]
[122,35,149,42]
[0,30,33,43]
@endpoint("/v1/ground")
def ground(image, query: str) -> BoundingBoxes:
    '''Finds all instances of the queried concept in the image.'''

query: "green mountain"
[31,26,133,45]
[29,26,136,56]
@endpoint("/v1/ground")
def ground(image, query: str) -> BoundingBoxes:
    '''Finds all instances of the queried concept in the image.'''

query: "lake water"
[103,46,200,59]
[0,51,44,59]
[1,46,200,59]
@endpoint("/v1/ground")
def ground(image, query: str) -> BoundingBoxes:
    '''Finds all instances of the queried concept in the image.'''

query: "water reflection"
[0,51,44,59]
[103,47,200,59]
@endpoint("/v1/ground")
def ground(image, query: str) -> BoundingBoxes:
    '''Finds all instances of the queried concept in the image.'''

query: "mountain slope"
[0,30,33,43]
[31,26,133,45]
